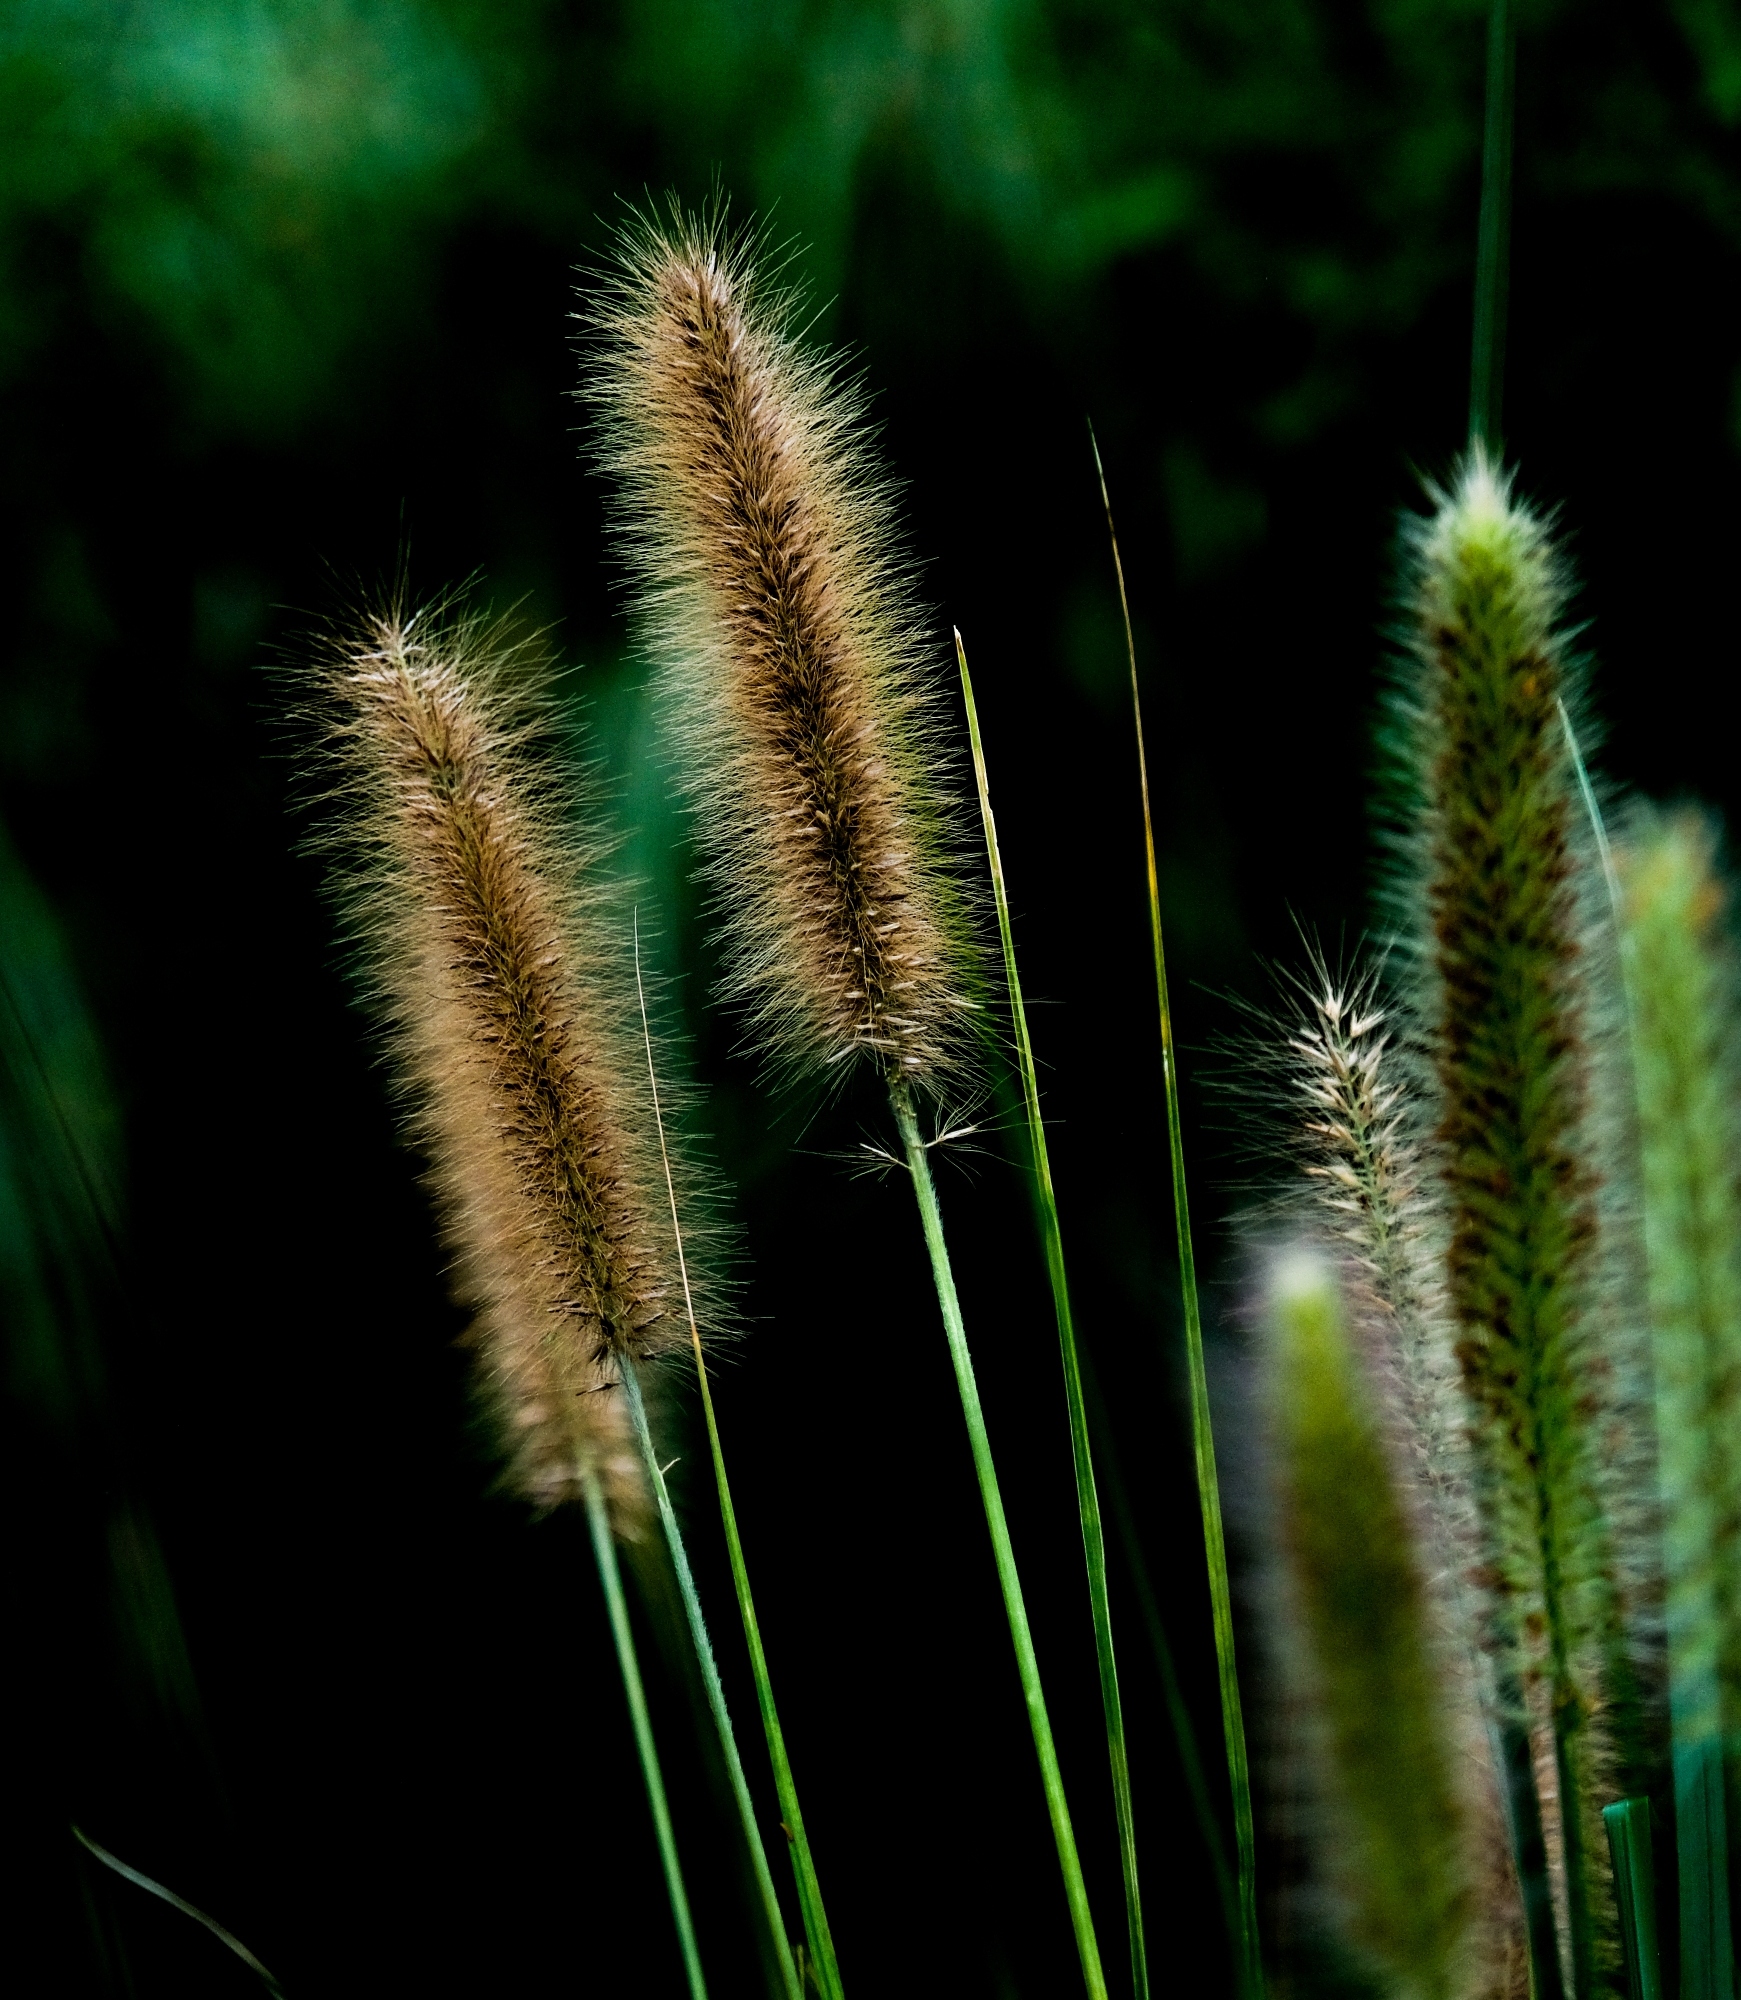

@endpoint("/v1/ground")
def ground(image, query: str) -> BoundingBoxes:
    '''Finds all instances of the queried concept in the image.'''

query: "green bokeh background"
[5,2,1740,1993]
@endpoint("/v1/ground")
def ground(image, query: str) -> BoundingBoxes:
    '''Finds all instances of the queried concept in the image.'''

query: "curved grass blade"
[954,628,1146,2000]
[580,1460,709,2000]
[632,921,844,2000]
[1090,424,1262,1999]
[72,1826,286,1997]
[890,1078,1109,2000]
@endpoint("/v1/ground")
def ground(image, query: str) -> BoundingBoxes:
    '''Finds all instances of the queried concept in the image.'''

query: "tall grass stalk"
[580,1460,709,2000]
[1090,427,1262,1998]
[632,923,844,2000]
[617,1358,804,2000]
[955,629,1146,2000]
[889,1080,1108,2000]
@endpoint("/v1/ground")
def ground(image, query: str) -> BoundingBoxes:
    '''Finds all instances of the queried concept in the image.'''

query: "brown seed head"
[582,205,978,1088]
[314,601,691,1526]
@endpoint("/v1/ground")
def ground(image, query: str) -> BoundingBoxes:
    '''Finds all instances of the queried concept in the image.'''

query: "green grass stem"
[618,1356,803,2000]
[1470,0,1515,453]
[1603,1800,1665,2000]
[580,1461,709,2000]
[968,1006,1239,1953]
[633,924,844,2000]
[1081,1348,1241,1950]
[954,628,1146,2000]
[1090,425,1262,1999]
[890,1078,1108,2000]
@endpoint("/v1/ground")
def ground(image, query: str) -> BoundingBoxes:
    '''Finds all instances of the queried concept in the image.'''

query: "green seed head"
[1262,1248,1470,2000]
[1385,451,1639,1990]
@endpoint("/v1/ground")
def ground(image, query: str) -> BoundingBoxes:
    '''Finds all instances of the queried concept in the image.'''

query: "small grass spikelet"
[1276,962,1464,1517]
[1259,959,1529,1995]
[1384,450,1632,1996]
[581,202,978,1090]
[312,599,690,1526]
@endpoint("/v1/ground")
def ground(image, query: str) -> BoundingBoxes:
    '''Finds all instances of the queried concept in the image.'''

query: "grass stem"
[955,629,1147,2000]
[633,922,844,1999]
[891,1078,1108,2000]
[1090,424,1262,1999]
[1470,0,1515,453]
[617,1357,803,2000]
[580,1459,709,2000]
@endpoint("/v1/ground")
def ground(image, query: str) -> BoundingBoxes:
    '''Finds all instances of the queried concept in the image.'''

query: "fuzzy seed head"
[312,603,692,1526]
[581,205,978,1090]
[1618,805,1741,1755]
[1385,452,1636,1990]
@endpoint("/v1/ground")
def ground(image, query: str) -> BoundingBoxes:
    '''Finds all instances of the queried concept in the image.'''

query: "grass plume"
[587,208,1107,1996]
[1384,452,1633,1997]
[583,201,977,1090]
[312,598,692,1523]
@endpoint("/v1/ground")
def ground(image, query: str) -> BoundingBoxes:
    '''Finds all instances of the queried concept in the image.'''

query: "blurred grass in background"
[6,2,1741,1993]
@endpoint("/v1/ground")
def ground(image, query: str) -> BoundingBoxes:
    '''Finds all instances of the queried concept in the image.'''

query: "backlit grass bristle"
[1384,450,1632,1995]
[581,202,977,1089]
[313,600,690,1526]
[1278,963,1463,1510]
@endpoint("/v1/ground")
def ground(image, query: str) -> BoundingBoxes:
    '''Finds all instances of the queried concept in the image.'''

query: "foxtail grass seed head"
[1384,451,1639,1989]
[1618,805,1741,1768]
[312,602,693,1528]
[1260,1248,1471,2000]
[581,204,979,1091]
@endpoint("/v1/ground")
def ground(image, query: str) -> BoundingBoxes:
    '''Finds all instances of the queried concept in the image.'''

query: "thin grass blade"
[580,1461,709,2000]
[1090,424,1262,1999]
[72,1827,287,1997]
[633,923,844,2000]
[1469,0,1515,452]
[955,629,1147,2000]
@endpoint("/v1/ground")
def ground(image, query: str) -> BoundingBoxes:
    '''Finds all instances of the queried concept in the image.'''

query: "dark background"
[4,1,1740,1993]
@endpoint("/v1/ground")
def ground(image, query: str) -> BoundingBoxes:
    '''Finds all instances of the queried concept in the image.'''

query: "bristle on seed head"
[580,202,978,1091]
[311,599,692,1527]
